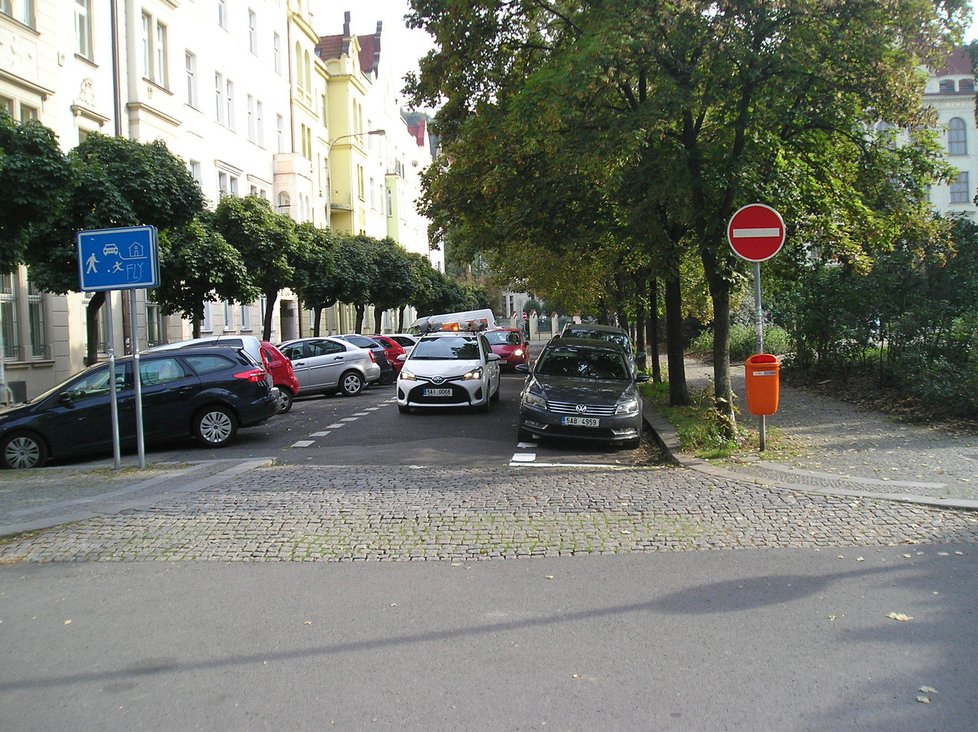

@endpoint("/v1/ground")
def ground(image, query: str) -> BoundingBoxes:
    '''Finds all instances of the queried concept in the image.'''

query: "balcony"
[330,191,353,211]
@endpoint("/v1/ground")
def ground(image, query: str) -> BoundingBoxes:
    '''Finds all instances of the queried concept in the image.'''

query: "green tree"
[368,238,415,333]
[153,214,260,337]
[292,222,339,337]
[331,233,376,333]
[26,132,204,364]
[213,195,301,341]
[0,112,70,272]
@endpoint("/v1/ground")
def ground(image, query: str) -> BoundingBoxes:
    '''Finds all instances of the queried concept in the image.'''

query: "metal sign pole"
[105,291,121,469]
[754,261,766,451]
[131,291,145,467]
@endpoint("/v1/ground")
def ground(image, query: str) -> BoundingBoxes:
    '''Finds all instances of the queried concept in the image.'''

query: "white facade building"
[1,1,434,400]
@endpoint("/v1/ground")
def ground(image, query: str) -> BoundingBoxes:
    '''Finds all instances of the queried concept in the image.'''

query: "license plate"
[561,416,600,427]
[423,388,453,397]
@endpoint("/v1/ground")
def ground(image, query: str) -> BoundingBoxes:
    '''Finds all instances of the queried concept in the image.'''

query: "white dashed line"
[326,423,346,429]
[516,442,536,448]
[511,453,536,463]
[340,417,358,422]
[352,412,370,417]
[310,431,331,437]
[291,440,315,448]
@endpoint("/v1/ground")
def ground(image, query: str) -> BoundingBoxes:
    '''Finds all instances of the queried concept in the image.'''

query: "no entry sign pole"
[727,204,786,451]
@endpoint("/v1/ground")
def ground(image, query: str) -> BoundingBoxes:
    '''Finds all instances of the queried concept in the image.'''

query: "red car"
[484,327,529,370]
[260,340,300,413]
[367,335,407,374]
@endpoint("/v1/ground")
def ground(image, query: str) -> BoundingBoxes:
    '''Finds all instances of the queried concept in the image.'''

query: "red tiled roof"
[407,118,426,147]
[934,47,974,76]
[316,34,344,61]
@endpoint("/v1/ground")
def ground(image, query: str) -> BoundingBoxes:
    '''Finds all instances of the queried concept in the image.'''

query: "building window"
[19,104,37,123]
[222,301,234,331]
[214,72,225,123]
[357,165,364,200]
[273,33,281,74]
[146,298,163,347]
[386,186,393,217]
[948,117,967,156]
[276,114,284,153]
[75,0,93,59]
[201,301,213,332]
[248,9,258,54]
[141,13,168,87]
[247,94,256,142]
[960,79,975,93]
[185,51,198,108]
[27,279,45,357]
[939,79,955,93]
[226,79,235,131]
[217,0,227,29]
[1,0,35,28]
[950,171,970,204]
[240,304,252,331]
[256,101,264,146]
[218,171,239,198]
[189,159,202,185]
[0,273,18,359]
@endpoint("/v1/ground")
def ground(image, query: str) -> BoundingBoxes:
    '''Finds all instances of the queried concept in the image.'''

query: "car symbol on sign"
[102,244,120,256]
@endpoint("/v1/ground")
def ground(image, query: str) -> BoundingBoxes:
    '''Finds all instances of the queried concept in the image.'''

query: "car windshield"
[410,337,481,360]
[485,331,521,345]
[536,345,629,380]
[565,329,631,353]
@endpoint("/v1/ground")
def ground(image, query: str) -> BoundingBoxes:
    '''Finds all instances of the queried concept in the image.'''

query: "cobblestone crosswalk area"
[2,464,977,562]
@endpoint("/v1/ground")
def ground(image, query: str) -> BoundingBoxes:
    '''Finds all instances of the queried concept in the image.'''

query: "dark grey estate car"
[0,347,278,469]
[516,337,649,447]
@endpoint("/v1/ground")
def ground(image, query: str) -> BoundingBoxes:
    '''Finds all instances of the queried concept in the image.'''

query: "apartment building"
[1,1,433,400]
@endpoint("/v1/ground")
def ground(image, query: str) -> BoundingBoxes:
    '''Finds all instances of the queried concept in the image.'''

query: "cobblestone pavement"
[670,360,978,506]
[1,464,976,562]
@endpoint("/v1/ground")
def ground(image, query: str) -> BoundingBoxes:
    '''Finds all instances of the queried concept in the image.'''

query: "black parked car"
[0,347,278,469]
[516,337,649,448]
[335,334,397,385]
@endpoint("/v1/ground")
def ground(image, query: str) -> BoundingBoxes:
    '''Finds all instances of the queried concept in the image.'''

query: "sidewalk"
[644,358,978,510]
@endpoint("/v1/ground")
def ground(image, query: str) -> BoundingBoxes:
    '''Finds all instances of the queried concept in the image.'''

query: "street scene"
[2,0,978,729]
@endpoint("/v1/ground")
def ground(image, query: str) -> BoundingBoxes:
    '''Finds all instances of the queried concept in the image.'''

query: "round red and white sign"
[727,204,786,262]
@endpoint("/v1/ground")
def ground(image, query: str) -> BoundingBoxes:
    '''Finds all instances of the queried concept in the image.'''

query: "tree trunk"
[354,303,365,334]
[262,290,278,341]
[373,307,383,334]
[398,306,405,332]
[85,291,106,366]
[664,273,689,406]
[649,278,662,383]
[313,307,323,337]
[704,264,735,434]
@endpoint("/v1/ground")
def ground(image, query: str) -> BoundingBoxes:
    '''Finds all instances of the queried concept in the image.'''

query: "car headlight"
[463,366,483,381]
[399,369,417,381]
[615,397,640,416]
[513,348,524,357]
[522,391,547,410]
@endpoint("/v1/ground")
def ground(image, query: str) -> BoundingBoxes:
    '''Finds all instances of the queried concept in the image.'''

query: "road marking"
[340,417,358,422]
[310,431,331,437]
[326,423,346,429]
[291,440,315,448]
[352,412,370,416]
[509,461,633,470]
[511,453,536,463]
[516,442,536,448]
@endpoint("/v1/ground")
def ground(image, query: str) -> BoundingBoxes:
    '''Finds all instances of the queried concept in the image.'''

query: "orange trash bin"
[744,354,780,416]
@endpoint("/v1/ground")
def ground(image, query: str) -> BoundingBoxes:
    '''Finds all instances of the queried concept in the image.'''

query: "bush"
[690,323,791,362]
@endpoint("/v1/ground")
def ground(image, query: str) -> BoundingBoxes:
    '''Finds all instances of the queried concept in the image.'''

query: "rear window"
[184,353,235,375]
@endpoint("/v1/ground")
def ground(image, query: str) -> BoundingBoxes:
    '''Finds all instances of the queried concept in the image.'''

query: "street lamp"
[325,129,386,225]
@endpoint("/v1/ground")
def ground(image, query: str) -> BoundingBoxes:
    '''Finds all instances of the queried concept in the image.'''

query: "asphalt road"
[100,370,664,469]
[2,546,975,730]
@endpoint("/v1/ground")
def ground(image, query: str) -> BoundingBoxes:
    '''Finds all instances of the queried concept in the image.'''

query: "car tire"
[517,426,534,442]
[1,431,48,469]
[490,382,500,402]
[378,371,396,386]
[397,404,409,414]
[276,386,294,414]
[339,371,365,396]
[193,405,238,447]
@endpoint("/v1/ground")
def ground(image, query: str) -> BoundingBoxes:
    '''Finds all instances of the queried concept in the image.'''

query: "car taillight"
[368,351,377,363]
[233,368,267,383]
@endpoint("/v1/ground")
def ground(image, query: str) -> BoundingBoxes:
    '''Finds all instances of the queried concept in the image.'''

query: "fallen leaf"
[304,621,312,625]
[64,620,72,625]
[916,695,931,704]
[888,612,913,622]
[545,575,554,580]
[919,686,938,694]
[390,603,397,607]
[856,557,865,562]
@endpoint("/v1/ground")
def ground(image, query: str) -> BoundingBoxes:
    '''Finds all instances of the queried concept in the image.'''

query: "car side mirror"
[635,373,651,383]
[58,392,74,407]
[488,353,501,362]
[515,364,530,374]
[397,354,407,362]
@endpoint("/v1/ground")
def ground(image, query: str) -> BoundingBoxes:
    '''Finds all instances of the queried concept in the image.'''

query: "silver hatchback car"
[278,337,381,397]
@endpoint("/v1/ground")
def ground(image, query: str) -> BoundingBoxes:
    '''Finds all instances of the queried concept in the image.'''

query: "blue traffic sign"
[77,226,159,292]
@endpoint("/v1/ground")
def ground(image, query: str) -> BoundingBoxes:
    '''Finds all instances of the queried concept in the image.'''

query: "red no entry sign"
[727,204,786,262]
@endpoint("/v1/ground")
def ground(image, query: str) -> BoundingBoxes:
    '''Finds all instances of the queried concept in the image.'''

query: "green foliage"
[0,112,70,272]
[691,324,791,363]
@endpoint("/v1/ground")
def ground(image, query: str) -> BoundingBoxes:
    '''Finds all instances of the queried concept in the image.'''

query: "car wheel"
[490,382,500,402]
[193,405,238,447]
[1,431,48,469]
[517,426,534,442]
[379,371,396,386]
[276,386,294,414]
[339,371,365,396]
[398,404,409,414]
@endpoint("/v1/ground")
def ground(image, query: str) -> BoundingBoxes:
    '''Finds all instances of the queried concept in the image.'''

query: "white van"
[408,309,497,335]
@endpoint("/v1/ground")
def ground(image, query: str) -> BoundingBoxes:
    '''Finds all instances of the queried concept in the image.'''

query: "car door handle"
[177,386,194,396]
[294,360,306,367]
[333,356,343,361]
